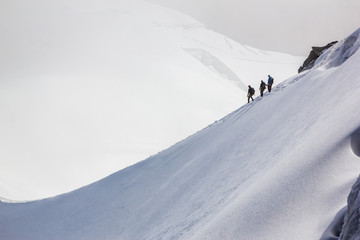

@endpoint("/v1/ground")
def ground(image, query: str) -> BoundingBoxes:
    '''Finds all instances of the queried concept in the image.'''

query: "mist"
[147,0,360,56]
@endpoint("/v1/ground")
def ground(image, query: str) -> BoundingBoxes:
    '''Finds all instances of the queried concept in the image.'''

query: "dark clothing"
[259,82,266,97]
[247,87,255,103]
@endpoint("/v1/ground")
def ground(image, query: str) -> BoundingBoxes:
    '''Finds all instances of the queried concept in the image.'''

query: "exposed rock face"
[298,41,338,73]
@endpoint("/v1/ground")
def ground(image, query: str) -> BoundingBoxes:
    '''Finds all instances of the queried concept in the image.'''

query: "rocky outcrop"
[298,41,337,73]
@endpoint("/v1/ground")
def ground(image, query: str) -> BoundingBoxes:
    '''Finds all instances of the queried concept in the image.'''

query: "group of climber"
[247,75,274,103]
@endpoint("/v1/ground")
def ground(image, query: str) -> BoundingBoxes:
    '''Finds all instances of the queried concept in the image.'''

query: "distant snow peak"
[315,28,360,69]
[0,0,303,201]
[184,48,247,91]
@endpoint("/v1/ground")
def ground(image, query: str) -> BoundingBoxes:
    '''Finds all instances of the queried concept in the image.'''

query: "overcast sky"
[147,0,360,56]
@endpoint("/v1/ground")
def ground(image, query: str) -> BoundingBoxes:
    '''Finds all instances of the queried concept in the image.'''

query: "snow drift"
[339,175,360,240]
[0,0,303,201]
[1,28,360,240]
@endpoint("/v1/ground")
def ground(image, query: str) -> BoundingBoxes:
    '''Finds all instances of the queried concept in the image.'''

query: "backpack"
[269,77,274,85]
[250,87,255,95]
[260,82,266,90]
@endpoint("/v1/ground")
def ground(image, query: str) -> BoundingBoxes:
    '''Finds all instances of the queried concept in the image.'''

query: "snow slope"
[1,28,359,240]
[0,0,303,201]
[339,174,360,240]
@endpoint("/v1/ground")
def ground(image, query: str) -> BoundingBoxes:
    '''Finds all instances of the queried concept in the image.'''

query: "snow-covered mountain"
[0,0,303,201]
[1,28,360,240]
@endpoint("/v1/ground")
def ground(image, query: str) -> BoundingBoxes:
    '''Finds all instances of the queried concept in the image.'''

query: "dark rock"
[298,41,338,73]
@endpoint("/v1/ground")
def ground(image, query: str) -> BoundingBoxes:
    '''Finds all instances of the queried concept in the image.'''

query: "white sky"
[147,0,360,56]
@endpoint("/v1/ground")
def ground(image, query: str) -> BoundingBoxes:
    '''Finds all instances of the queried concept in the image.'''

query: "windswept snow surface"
[0,0,302,201]
[340,174,360,240]
[1,29,360,240]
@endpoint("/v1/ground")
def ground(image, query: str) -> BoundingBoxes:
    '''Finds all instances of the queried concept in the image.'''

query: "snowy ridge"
[0,0,303,201]
[184,48,248,90]
[314,28,360,69]
[1,28,360,240]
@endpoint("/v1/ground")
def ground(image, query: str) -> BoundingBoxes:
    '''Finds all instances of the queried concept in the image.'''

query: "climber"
[247,85,255,103]
[267,75,274,92]
[259,80,267,97]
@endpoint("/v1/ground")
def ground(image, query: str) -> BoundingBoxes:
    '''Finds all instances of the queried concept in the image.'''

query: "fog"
[147,0,360,56]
